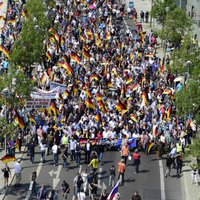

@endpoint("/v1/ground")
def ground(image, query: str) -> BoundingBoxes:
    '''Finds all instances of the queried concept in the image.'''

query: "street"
[4,148,185,200]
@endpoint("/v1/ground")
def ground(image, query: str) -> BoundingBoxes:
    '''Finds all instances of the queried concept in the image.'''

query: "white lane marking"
[79,165,82,173]
[37,162,43,177]
[159,159,166,200]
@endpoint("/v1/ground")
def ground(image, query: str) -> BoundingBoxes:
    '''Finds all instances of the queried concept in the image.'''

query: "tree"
[0,67,35,108]
[158,8,192,45]
[11,0,51,69]
[151,0,177,25]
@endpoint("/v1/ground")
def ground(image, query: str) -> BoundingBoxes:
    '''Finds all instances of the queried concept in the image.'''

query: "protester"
[14,159,22,187]
[132,149,141,173]
[118,159,126,185]
[37,185,47,200]
[130,191,142,200]
[109,165,116,187]
[1,164,11,188]
[165,154,173,178]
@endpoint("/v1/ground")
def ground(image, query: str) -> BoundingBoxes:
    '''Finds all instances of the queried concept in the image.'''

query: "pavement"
[128,0,200,199]
[0,146,26,200]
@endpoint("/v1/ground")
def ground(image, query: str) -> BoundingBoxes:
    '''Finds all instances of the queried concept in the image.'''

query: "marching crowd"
[0,0,199,199]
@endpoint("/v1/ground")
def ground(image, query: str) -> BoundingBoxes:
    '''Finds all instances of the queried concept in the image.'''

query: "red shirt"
[133,152,141,160]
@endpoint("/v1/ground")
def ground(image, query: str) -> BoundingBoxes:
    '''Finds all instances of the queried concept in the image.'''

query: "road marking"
[48,165,62,189]
[159,159,166,200]
[97,167,107,190]
[79,165,82,173]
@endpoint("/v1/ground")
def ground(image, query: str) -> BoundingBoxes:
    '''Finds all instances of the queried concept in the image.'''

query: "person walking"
[30,171,37,195]
[75,141,81,165]
[121,143,129,165]
[61,180,70,200]
[191,168,198,186]
[100,189,108,200]
[29,141,35,164]
[117,159,126,185]
[14,159,22,187]
[69,137,76,161]
[39,140,46,163]
[144,11,149,23]
[176,153,183,176]
[140,11,144,23]
[97,141,105,165]
[165,154,173,177]
[88,154,99,173]
[73,173,84,198]
[130,191,142,200]
[62,146,69,170]
[2,164,11,188]
[37,185,47,200]
[109,165,116,187]
[132,149,141,173]
[52,143,59,166]
[84,139,92,164]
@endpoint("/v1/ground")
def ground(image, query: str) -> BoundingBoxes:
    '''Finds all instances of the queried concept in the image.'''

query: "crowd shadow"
[139,169,150,173]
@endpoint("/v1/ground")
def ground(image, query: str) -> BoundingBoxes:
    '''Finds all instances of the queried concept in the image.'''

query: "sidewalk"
[0,146,26,200]
[132,0,200,199]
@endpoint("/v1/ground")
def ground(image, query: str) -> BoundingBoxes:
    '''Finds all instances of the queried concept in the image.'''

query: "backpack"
[76,143,81,151]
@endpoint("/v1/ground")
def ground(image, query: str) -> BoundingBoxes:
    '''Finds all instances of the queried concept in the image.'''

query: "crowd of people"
[0,0,199,199]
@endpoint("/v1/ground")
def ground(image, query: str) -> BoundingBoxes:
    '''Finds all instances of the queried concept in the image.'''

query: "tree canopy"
[11,0,51,68]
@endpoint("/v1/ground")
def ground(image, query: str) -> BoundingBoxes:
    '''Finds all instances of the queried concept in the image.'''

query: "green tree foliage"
[0,67,35,108]
[158,8,192,44]
[11,0,51,68]
[151,0,177,25]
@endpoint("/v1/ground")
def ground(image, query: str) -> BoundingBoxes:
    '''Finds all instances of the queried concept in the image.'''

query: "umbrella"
[1,154,16,164]
[174,76,184,83]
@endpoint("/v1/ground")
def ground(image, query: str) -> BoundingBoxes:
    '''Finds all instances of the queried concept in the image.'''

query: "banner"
[50,81,66,93]
[30,87,61,99]
[26,99,50,109]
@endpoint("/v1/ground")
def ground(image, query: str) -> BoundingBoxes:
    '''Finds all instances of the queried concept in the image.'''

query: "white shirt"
[40,143,46,151]
[14,162,22,173]
[86,143,90,151]
[52,144,58,154]
[77,192,86,200]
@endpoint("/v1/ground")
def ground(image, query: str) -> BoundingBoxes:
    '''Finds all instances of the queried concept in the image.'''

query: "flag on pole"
[107,180,120,200]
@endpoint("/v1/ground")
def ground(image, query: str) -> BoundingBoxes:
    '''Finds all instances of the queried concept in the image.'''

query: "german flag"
[86,90,92,98]
[0,154,16,164]
[163,89,172,95]
[58,61,73,76]
[40,73,47,84]
[59,36,64,46]
[71,51,81,63]
[0,16,5,20]
[22,9,28,18]
[85,98,96,110]
[73,85,78,96]
[47,68,53,79]
[130,52,134,60]
[121,84,126,99]
[141,76,146,87]
[112,68,118,76]
[82,49,91,59]
[29,115,36,124]
[90,74,99,82]
[54,32,59,42]
[130,114,138,123]
[126,77,133,85]
[96,93,103,101]
[142,91,149,106]
[0,2,4,7]
[49,102,59,116]
[48,27,55,35]
[0,45,10,58]
[160,58,165,73]
[132,83,139,91]
[15,110,25,129]
[46,51,52,61]
[107,81,113,88]
[80,34,86,42]
[7,18,16,24]
[105,31,111,40]
[116,99,127,111]
[167,106,172,119]
[99,100,107,113]
[95,113,102,122]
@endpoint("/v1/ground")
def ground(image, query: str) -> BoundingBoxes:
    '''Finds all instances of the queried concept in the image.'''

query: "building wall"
[186,0,200,41]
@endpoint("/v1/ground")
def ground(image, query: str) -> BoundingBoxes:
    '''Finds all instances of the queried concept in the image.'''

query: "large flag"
[29,115,36,124]
[15,110,25,129]
[116,99,127,111]
[99,100,107,113]
[142,91,149,106]
[71,51,81,63]
[49,102,59,116]
[1,154,16,164]
[58,61,73,76]
[82,49,91,59]
[107,180,120,200]
[130,114,138,123]
[0,45,10,58]
[85,98,96,110]
[167,106,172,119]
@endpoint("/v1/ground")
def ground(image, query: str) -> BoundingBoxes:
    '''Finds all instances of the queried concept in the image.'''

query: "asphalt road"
[4,147,185,200]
